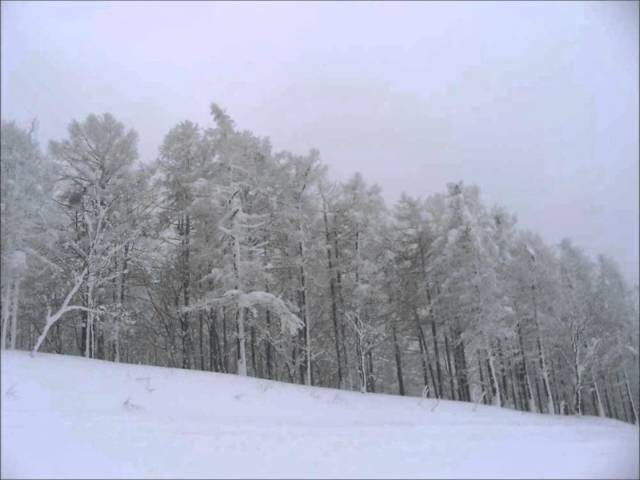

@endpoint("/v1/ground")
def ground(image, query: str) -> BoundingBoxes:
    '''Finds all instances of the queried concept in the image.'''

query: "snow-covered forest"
[1,103,638,424]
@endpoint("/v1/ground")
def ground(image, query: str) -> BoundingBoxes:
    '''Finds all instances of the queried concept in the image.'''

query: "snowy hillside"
[2,351,638,479]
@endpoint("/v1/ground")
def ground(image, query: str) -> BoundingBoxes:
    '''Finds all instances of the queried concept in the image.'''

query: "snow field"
[2,350,638,479]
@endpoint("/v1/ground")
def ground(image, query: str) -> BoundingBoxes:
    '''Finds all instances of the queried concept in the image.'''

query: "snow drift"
[1,350,638,479]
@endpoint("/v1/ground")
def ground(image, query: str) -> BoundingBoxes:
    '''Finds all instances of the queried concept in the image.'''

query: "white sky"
[2,1,638,285]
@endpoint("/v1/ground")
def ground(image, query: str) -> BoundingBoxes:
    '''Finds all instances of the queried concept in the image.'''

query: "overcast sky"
[2,1,638,285]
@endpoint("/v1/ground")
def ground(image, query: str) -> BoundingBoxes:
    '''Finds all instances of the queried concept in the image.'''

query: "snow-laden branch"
[183,289,303,335]
[240,291,303,335]
[31,269,89,355]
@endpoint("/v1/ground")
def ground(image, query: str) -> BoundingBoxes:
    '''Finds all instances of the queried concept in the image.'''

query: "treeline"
[1,103,638,424]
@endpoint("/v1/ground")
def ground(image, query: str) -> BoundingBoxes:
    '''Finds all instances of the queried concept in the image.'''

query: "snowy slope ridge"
[2,351,638,479]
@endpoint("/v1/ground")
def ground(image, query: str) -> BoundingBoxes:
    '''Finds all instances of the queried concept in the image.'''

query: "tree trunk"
[84,278,95,359]
[414,313,431,393]
[298,236,311,386]
[549,358,562,414]
[208,311,218,372]
[367,350,375,393]
[517,322,536,412]
[97,326,105,360]
[623,369,638,425]
[355,314,367,394]
[115,243,129,363]
[444,333,457,400]
[509,358,521,410]
[199,311,205,370]
[534,378,543,414]
[392,321,405,396]
[478,356,487,404]
[487,344,502,407]
[592,373,605,418]
[265,308,273,379]
[454,332,469,401]
[9,279,20,350]
[333,233,349,387]
[181,214,193,370]
[236,307,247,376]
[1,279,12,349]
[573,338,582,415]
[618,373,631,422]
[230,208,247,376]
[497,339,509,404]
[250,324,258,377]
[537,335,554,414]
[532,280,554,413]
[323,200,343,388]
[430,318,443,399]
[461,339,471,401]
[604,385,618,420]
[222,307,228,373]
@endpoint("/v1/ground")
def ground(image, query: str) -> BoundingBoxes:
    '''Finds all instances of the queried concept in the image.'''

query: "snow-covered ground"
[1,350,638,479]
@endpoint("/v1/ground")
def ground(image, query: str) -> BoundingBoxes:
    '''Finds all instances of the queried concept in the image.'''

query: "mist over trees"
[1,103,638,424]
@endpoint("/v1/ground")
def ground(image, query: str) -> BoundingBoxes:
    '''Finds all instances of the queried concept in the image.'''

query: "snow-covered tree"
[47,113,142,359]
[3,98,637,425]
[1,121,54,350]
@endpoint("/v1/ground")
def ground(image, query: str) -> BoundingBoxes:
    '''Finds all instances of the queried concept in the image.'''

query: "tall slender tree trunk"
[430,319,443,399]
[392,321,405,396]
[623,369,638,424]
[333,234,349,388]
[444,333,457,400]
[573,338,582,415]
[455,344,464,401]
[323,202,343,388]
[537,336,554,414]
[367,350,375,393]
[236,307,247,376]
[487,343,502,407]
[85,275,96,359]
[250,324,258,377]
[229,207,247,376]
[114,244,128,363]
[208,312,218,372]
[414,312,431,393]
[461,339,471,401]
[1,281,11,349]
[478,356,487,404]
[549,358,562,414]
[534,378,544,414]
[497,339,509,404]
[454,332,469,401]
[531,278,554,413]
[199,311,205,371]
[1,226,13,350]
[355,314,367,394]
[618,372,631,422]
[603,383,614,418]
[181,214,193,369]
[517,322,536,412]
[298,236,311,386]
[9,279,20,350]
[509,358,521,410]
[592,372,605,418]
[423,266,442,398]
[354,228,366,393]
[222,306,228,373]
[265,308,273,379]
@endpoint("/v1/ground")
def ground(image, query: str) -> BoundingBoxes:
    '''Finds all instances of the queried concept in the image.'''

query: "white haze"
[1,1,638,285]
